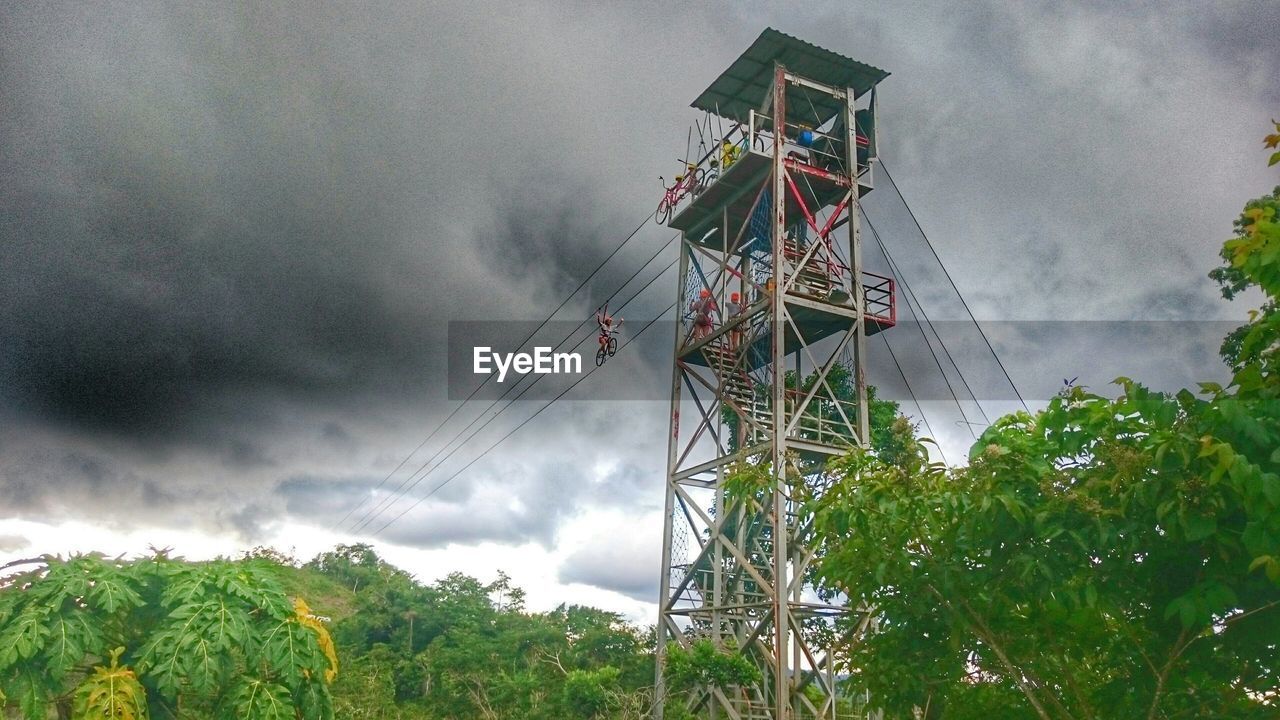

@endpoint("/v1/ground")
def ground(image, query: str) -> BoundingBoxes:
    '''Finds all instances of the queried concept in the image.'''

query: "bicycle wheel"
[655,197,672,224]
[607,336,618,357]
[595,347,607,367]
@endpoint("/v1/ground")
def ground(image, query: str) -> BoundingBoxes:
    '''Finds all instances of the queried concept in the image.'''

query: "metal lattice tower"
[655,30,895,720]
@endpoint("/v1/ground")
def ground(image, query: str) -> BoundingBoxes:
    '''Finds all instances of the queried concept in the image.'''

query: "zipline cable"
[864,211,981,439]
[369,300,679,537]
[353,158,1023,534]
[350,245,679,535]
[879,160,1029,412]
[336,213,655,529]
[865,207,991,427]
[879,331,949,466]
[349,238,677,534]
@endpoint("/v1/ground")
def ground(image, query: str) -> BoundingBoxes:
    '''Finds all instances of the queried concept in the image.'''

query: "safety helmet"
[674,174,684,182]
[699,288,711,298]
[730,292,740,301]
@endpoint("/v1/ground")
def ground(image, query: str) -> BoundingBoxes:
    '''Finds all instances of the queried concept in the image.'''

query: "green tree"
[806,133,1280,719]
[313,545,656,720]
[663,639,760,697]
[0,551,337,719]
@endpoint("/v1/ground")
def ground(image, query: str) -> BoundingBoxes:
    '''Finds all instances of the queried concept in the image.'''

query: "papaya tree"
[0,551,338,719]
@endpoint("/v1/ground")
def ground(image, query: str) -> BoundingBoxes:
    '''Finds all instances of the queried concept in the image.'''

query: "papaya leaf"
[73,648,149,720]
[222,679,295,720]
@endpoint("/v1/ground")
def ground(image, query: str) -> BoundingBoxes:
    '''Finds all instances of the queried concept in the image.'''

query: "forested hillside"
[298,544,657,719]
[0,544,664,719]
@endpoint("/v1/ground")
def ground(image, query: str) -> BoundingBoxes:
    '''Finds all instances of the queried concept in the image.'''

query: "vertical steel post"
[713,206,727,667]
[655,240,691,720]
[845,88,870,445]
[770,62,790,720]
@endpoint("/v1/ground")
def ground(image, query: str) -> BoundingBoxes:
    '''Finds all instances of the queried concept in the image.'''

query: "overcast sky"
[1,1,1277,621]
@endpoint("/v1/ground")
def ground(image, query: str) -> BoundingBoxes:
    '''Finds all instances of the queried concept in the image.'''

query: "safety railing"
[747,110,871,179]
[785,389,859,447]
[862,271,895,326]
[658,105,876,226]
[736,388,860,448]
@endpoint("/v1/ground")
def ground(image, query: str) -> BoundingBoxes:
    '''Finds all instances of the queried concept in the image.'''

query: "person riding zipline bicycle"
[595,306,622,366]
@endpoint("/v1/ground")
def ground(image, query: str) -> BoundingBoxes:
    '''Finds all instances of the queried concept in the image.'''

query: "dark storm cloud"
[0,3,657,433]
[0,1,664,535]
[0,5,459,439]
[0,1,1274,557]
[0,440,179,525]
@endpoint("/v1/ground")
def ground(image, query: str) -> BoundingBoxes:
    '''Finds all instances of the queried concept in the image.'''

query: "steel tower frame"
[654,30,894,720]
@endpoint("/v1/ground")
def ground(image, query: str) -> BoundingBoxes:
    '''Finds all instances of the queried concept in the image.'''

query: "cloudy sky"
[1,1,1277,621]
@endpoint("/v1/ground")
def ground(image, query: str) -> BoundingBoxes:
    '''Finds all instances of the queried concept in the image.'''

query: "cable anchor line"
[338,212,656,533]
[350,238,679,536]
[878,159,1029,413]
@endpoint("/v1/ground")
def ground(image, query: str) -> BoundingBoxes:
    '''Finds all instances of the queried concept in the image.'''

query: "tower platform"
[678,280,895,370]
[669,148,872,242]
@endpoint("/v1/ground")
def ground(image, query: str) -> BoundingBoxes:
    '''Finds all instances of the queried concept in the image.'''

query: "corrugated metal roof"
[691,28,889,128]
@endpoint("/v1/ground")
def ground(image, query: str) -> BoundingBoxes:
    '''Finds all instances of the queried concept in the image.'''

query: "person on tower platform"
[725,291,744,318]
[725,291,744,350]
[720,138,741,170]
[689,288,717,341]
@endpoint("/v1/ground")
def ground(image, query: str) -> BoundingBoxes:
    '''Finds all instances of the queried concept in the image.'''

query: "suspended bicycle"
[594,332,618,367]
[655,162,705,224]
[594,306,622,367]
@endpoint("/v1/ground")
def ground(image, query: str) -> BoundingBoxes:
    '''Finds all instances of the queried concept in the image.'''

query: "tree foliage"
[0,552,337,719]
[1,544,656,719]
[808,132,1280,719]
[73,647,149,720]
[307,547,656,720]
[663,640,760,695]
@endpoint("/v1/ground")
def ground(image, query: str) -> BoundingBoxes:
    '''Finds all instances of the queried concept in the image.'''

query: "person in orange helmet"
[725,291,744,349]
[689,288,717,341]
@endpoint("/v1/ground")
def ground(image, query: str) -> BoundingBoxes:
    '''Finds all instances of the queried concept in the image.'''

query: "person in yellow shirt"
[721,138,741,169]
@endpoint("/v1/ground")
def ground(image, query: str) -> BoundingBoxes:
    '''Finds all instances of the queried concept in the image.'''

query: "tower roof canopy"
[691,28,889,128]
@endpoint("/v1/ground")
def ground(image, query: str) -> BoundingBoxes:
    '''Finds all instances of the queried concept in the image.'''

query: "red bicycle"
[655,163,705,224]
